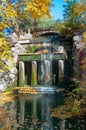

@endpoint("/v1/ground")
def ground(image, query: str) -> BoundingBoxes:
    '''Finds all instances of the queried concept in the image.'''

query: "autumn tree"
[0,0,51,70]
[62,0,86,36]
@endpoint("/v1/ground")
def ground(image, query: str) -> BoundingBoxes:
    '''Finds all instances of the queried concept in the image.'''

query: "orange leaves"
[75,4,86,16]
[74,0,86,16]
[3,4,17,20]
[43,0,50,5]
[0,22,8,32]
[25,0,50,19]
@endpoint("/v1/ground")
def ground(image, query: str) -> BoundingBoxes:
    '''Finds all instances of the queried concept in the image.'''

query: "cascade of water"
[31,61,37,87]
[49,54,53,86]
[41,54,46,85]
[41,61,45,85]
[58,60,64,80]
[19,61,25,87]
[44,60,50,85]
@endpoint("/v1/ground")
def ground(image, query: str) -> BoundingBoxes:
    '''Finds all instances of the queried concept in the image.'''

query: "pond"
[2,92,85,130]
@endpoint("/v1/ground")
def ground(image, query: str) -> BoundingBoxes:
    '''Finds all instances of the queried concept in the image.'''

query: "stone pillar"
[19,61,25,87]
[31,61,37,87]
[44,60,50,85]
[58,60,64,80]
[49,54,53,85]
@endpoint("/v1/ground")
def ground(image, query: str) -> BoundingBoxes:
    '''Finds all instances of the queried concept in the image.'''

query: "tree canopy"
[58,0,86,36]
[0,0,51,32]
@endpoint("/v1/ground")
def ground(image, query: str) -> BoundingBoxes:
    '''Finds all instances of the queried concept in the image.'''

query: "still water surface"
[9,92,86,130]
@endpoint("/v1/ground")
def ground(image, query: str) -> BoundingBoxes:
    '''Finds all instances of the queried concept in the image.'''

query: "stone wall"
[0,30,32,92]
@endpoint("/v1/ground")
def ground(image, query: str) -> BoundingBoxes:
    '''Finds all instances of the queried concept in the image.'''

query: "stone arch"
[39,32,60,37]
[33,32,60,54]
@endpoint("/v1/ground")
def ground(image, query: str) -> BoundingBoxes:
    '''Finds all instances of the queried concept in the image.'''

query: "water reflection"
[9,93,85,130]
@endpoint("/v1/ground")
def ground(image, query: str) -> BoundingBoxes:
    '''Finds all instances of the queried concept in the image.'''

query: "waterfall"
[31,61,37,87]
[41,54,46,85]
[58,60,64,80]
[44,60,50,86]
[41,61,45,85]
[49,54,53,85]
[19,61,25,87]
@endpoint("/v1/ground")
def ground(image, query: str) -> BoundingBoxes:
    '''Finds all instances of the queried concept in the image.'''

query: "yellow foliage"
[0,37,11,70]
[0,92,13,106]
[82,32,86,42]
[74,2,86,16]
[3,4,17,19]
[0,92,14,129]
[0,0,51,29]
[0,22,8,32]
[25,0,50,19]
[0,38,10,58]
